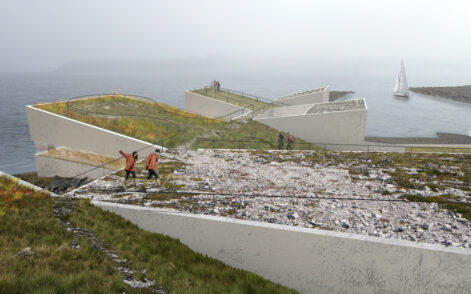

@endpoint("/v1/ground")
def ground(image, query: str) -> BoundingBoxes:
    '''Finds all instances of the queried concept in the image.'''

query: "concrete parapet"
[35,147,119,179]
[184,90,250,121]
[255,99,368,145]
[92,201,471,294]
[26,106,161,159]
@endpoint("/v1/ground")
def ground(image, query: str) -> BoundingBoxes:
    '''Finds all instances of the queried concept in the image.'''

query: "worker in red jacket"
[119,150,138,185]
[145,149,161,186]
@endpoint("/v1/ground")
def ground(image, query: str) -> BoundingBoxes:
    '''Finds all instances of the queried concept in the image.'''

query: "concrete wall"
[184,91,250,120]
[26,106,161,159]
[93,201,471,294]
[272,104,312,117]
[277,87,329,105]
[255,108,367,145]
[35,152,115,179]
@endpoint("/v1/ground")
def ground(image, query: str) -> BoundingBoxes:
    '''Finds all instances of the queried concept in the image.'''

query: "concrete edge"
[184,90,252,113]
[91,200,471,256]
[26,105,166,151]
[0,170,58,197]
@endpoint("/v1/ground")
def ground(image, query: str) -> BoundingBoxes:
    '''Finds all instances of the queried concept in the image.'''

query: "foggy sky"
[1,0,471,72]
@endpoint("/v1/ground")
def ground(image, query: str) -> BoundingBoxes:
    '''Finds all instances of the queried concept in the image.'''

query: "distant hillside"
[410,85,471,104]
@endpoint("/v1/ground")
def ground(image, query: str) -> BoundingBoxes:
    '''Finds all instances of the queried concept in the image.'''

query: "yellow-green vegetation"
[0,177,131,293]
[70,200,297,293]
[35,95,224,148]
[400,194,471,220]
[0,177,296,293]
[192,88,270,112]
[34,95,318,151]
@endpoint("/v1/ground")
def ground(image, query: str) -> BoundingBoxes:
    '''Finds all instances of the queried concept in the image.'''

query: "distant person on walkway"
[287,133,294,150]
[145,149,161,186]
[119,150,138,185]
[278,133,284,150]
[212,80,217,94]
[216,81,221,91]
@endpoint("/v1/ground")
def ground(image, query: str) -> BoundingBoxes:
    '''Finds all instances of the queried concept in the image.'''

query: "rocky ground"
[69,150,471,249]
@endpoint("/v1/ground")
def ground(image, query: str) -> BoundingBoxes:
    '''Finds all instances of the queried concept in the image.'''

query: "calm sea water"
[1,68,471,174]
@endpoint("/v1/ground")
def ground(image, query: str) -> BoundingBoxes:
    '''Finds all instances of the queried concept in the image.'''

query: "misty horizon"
[2,0,471,73]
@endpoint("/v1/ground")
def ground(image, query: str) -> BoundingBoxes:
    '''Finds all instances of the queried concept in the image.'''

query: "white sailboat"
[394,59,409,97]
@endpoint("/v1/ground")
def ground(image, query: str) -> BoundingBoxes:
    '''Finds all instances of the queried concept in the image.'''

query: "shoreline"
[410,85,471,104]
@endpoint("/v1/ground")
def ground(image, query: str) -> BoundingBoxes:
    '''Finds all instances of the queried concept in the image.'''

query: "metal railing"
[194,139,471,154]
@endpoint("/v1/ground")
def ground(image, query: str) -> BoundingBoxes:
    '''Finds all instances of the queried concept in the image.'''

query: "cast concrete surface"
[35,153,115,179]
[184,90,250,120]
[256,106,368,145]
[26,106,162,160]
[93,201,471,294]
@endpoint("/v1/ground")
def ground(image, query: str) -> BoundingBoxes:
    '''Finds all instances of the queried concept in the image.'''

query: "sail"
[394,59,409,96]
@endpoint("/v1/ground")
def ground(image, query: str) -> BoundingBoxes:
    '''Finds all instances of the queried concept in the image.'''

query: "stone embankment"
[70,150,471,249]
[410,85,471,104]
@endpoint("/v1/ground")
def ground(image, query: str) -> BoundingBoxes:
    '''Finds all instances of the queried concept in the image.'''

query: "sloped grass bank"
[0,177,129,293]
[35,95,224,148]
[0,177,296,293]
[192,119,321,150]
[35,95,318,151]
[70,200,297,294]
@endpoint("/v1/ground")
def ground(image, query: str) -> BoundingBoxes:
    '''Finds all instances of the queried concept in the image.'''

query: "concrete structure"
[26,105,162,178]
[255,99,368,146]
[276,87,329,105]
[184,90,251,121]
[93,201,471,294]
[35,147,121,179]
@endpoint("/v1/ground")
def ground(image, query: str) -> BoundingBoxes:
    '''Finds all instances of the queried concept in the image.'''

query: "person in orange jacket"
[145,149,161,186]
[119,150,138,185]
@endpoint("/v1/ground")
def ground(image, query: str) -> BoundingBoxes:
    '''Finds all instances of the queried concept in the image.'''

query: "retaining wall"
[35,152,115,179]
[93,201,471,294]
[26,106,161,159]
[255,108,368,145]
[184,91,250,120]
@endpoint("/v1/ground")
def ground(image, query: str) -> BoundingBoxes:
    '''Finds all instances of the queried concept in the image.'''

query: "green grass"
[35,95,319,151]
[192,88,270,112]
[0,178,131,293]
[192,119,321,150]
[70,200,297,294]
[400,194,471,220]
[35,95,224,148]
[0,177,296,293]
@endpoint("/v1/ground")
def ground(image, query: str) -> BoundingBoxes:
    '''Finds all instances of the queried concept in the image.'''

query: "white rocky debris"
[71,150,471,249]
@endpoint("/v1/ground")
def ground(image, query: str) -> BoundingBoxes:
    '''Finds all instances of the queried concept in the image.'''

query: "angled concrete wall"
[35,152,115,179]
[277,87,329,105]
[26,106,161,160]
[184,91,250,121]
[93,201,471,294]
[255,108,367,145]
